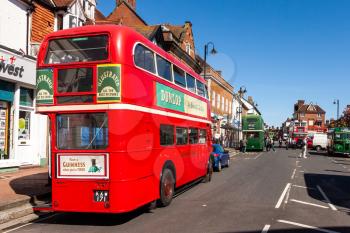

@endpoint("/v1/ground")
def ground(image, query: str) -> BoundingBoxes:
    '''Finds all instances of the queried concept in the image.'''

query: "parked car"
[312,133,328,152]
[211,144,230,172]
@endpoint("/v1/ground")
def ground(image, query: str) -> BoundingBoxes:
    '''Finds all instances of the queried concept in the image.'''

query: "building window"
[212,91,215,107]
[160,125,174,146]
[176,127,188,145]
[20,87,34,107]
[221,96,224,111]
[225,99,228,112]
[134,44,156,73]
[317,113,321,118]
[18,111,31,141]
[57,14,63,30]
[300,113,305,117]
[69,15,77,28]
[217,94,220,109]
[156,55,172,82]
[185,43,191,55]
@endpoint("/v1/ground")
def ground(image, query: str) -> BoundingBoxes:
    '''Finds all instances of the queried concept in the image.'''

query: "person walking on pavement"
[270,137,275,152]
[299,136,308,158]
[242,137,247,153]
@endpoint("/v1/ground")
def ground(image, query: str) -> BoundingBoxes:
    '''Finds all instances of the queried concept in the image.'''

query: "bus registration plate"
[94,190,109,202]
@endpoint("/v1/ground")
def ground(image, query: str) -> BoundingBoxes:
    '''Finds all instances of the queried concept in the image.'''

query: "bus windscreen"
[44,35,108,64]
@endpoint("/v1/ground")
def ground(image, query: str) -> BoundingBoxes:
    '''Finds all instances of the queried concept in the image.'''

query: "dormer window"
[185,43,191,55]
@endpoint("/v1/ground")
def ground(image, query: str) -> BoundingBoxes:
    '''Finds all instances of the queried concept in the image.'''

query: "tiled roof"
[296,104,326,114]
[95,9,106,21]
[163,24,185,41]
[52,0,74,7]
[132,25,160,39]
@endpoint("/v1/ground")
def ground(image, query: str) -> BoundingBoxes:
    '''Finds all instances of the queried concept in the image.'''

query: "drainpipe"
[26,2,34,55]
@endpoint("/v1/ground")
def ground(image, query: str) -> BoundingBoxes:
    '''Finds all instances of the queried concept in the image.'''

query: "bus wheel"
[158,168,175,207]
[203,157,213,183]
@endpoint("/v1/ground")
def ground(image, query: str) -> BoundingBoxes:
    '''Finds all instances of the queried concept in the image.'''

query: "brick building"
[293,100,326,132]
[30,0,97,56]
[94,0,201,73]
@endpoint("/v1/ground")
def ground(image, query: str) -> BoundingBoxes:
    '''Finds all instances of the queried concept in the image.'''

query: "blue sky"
[98,0,350,126]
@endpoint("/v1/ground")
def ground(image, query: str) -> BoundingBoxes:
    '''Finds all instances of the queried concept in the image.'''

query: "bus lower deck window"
[176,127,188,145]
[160,125,174,146]
[189,128,199,144]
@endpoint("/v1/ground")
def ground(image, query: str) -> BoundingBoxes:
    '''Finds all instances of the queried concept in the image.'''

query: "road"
[4,147,350,233]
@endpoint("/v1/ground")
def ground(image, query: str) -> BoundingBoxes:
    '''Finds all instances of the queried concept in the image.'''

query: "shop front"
[0,46,48,170]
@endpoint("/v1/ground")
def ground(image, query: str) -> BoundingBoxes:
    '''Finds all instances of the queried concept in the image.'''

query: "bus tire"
[203,157,213,183]
[157,168,175,207]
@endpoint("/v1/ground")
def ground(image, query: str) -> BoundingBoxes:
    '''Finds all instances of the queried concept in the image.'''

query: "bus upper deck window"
[156,55,172,82]
[45,35,108,64]
[134,44,156,73]
[186,74,196,93]
[196,80,206,97]
[173,65,186,88]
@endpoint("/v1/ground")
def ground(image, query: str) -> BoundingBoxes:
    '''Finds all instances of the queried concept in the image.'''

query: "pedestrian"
[299,136,308,158]
[270,137,275,152]
[279,137,283,148]
[242,137,247,153]
[286,137,291,150]
[239,139,243,152]
[266,136,271,151]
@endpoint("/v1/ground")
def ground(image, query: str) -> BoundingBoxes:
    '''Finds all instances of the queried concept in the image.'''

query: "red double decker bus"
[35,25,212,213]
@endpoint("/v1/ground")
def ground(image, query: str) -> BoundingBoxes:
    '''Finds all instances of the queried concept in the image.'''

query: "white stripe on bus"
[36,103,212,124]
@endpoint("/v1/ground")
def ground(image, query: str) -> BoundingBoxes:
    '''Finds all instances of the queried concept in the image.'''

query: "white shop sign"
[0,48,36,86]
[57,153,109,179]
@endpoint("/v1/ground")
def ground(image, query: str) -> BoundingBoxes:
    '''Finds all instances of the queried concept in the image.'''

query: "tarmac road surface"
[4,148,350,233]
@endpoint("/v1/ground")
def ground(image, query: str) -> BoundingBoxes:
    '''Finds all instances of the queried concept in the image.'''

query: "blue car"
[211,144,230,172]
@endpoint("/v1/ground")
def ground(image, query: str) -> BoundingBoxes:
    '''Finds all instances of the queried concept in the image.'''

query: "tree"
[330,105,350,128]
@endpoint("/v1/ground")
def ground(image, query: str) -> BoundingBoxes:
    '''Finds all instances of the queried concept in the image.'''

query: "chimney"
[294,99,305,112]
[216,70,222,76]
[116,0,136,9]
[248,96,253,104]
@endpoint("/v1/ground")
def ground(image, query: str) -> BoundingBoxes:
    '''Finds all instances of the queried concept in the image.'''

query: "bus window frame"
[53,66,97,105]
[132,42,208,101]
[42,32,111,67]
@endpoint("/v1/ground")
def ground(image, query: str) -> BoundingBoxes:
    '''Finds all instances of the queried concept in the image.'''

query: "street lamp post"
[333,99,340,120]
[236,86,247,145]
[203,42,217,80]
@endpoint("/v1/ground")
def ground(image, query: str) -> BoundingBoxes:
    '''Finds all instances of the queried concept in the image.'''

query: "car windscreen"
[45,35,108,64]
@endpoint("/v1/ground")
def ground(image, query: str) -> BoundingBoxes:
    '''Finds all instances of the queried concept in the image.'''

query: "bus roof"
[39,25,205,83]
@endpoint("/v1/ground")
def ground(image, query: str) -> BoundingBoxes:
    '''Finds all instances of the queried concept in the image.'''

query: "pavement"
[0,166,50,231]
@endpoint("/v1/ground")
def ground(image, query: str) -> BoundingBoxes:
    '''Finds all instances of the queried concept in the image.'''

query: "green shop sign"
[156,83,207,118]
[36,69,53,105]
[97,64,121,103]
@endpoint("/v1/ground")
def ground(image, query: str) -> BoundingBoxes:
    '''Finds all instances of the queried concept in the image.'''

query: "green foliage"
[330,106,350,128]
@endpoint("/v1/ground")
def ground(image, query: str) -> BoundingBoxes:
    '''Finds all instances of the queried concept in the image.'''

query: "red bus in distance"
[35,25,213,213]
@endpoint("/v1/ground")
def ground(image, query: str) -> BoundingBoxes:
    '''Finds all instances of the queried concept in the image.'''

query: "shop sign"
[156,82,207,118]
[36,69,53,105]
[97,64,121,103]
[0,48,36,85]
[57,154,109,179]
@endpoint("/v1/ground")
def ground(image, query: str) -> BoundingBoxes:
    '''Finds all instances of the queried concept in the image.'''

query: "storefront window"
[18,111,31,141]
[0,101,9,159]
[20,87,34,107]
